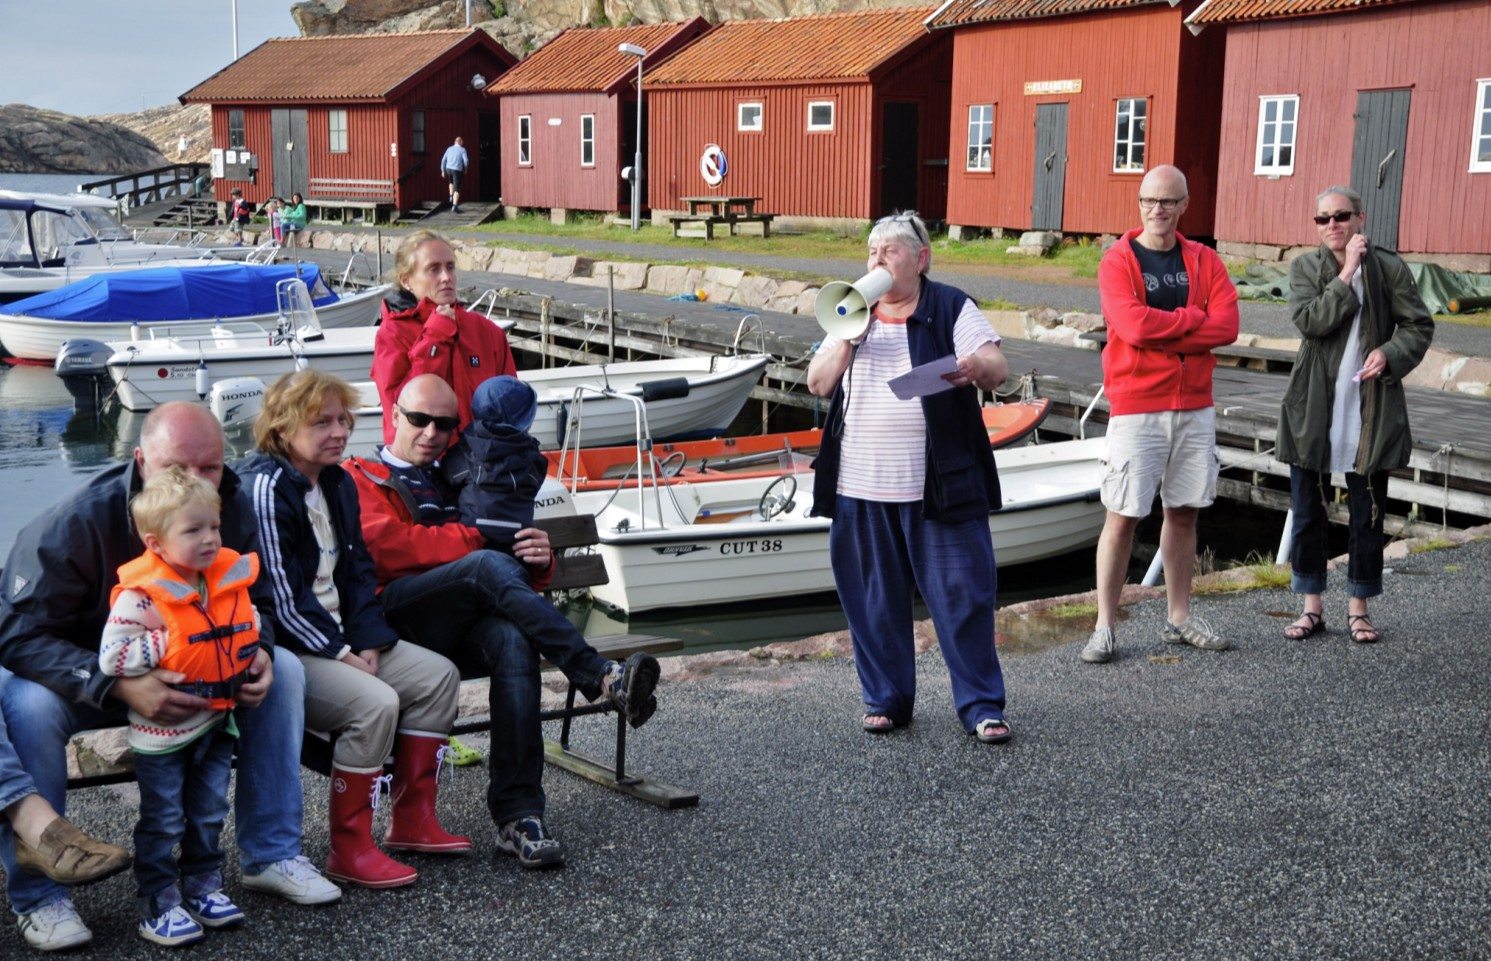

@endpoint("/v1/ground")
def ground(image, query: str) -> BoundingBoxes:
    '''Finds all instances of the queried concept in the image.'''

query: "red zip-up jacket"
[371,290,518,443]
[1097,229,1240,416]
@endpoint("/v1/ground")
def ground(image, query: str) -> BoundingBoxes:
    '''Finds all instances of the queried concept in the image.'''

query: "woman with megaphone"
[805,211,1014,745]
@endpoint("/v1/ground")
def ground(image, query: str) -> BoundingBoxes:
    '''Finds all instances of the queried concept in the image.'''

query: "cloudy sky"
[2,2,299,117]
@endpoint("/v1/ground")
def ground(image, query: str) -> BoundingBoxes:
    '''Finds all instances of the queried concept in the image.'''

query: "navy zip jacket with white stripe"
[236,451,398,656]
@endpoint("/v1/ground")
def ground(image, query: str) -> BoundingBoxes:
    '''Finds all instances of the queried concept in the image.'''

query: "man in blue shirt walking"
[441,137,469,213]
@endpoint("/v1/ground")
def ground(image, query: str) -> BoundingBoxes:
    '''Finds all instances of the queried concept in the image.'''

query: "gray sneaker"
[1081,626,1116,664]
[242,855,343,905]
[1171,615,1230,651]
[1161,622,1185,644]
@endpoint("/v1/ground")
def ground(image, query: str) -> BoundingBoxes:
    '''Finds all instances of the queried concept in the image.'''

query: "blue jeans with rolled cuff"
[1288,465,1390,599]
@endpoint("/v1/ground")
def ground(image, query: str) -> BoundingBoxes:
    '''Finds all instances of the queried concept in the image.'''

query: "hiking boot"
[17,898,91,952]
[183,890,245,929]
[1081,626,1116,664]
[1171,615,1230,651]
[604,653,660,729]
[138,905,205,947]
[496,817,566,869]
[241,855,342,905]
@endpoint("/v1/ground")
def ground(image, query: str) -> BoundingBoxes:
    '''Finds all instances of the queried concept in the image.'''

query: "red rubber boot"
[325,768,418,888]
[383,733,472,854]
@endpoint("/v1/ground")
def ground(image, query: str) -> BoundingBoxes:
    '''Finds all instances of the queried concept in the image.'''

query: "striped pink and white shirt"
[818,298,998,501]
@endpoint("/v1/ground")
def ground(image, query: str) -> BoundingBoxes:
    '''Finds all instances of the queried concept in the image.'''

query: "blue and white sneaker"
[496,816,566,869]
[138,905,205,947]
[184,889,245,929]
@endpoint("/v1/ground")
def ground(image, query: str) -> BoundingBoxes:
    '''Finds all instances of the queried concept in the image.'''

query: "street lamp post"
[618,43,647,231]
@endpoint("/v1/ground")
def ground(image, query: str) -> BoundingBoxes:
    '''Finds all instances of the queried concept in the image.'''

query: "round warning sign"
[699,144,727,186]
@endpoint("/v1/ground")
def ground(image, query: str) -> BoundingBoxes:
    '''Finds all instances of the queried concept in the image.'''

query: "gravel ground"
[28,536,1491,961]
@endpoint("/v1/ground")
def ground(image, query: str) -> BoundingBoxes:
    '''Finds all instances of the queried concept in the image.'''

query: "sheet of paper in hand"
[887,354,959,400]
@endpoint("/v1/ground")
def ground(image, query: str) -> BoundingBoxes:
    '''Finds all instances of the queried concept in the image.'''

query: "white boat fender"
[209,377,267,433]
[195,359,210,399]
[532,477,577,520]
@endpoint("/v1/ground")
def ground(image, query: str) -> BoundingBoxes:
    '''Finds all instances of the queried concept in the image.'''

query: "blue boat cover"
[4,263,339,322]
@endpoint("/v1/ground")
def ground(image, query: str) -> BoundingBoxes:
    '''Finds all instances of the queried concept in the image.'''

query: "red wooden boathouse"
[1187,0,1491,269]
[927,0,1226,239]
[485,20,710,219]
[180,30,516,221]
[642,8,953,226]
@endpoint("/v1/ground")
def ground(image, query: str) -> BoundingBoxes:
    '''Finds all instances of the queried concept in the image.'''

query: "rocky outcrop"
[91,103,213,166]
[0,104,168,175]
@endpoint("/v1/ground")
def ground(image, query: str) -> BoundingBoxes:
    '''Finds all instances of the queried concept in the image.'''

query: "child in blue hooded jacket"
[441,376,549,550]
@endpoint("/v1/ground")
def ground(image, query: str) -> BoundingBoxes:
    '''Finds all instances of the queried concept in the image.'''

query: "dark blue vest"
[811,277,1002,523]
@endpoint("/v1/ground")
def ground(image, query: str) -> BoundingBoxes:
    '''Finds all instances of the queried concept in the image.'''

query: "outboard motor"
[54,338,114,410]
[209,377,267,436]
[532,477,577,521]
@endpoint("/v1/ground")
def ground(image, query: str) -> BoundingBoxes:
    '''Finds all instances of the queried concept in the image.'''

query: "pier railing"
[79,163,211,209]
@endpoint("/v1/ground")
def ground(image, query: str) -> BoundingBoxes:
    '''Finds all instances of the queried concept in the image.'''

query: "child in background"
[100,467,264,947]
[441,375,548,551]
[226,189,251,245]
[265,197,283,244]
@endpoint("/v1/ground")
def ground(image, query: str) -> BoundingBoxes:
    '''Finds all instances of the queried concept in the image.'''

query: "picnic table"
[670,196,775,239]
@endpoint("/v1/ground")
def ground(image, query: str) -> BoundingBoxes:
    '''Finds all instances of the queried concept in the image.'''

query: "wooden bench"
[66,515,698,810]
[668,213,775,240]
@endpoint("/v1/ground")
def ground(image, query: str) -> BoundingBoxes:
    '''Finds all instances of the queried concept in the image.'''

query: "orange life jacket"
[110,548,261,709]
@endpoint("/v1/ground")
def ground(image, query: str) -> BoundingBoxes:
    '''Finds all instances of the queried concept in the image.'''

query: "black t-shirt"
[1129,238,1189,312]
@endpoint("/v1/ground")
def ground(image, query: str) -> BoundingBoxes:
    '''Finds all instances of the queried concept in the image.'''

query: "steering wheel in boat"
[758,475,798,520]
[656,450,687,479]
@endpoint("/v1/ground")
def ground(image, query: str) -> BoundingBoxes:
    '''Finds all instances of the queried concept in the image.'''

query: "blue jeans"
[133,727,234,920]
[829,497,1005,732]
[378,551,611,826]
[1288,465,1389,599]
[0,696,36,817]
[0,646,305,915]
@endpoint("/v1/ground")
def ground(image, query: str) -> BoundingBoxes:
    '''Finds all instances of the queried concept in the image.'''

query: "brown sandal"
[1348,614,1379,644]
[1283,611,1326,640]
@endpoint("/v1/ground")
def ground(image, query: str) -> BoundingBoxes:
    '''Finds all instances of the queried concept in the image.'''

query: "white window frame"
[580,114,595,167]
[737,102,763,132]
[518,114,531,166]
[1255,94,1299,176]
[1112,97,1146,173]
[966,104,993,172]
[228,110,245,150]
[807,101,834,131]
[1471,79,1491,173]
[328,110,348,153]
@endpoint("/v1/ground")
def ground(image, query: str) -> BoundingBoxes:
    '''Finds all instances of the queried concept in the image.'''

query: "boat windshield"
[278,277,325,338]
[71,205,130,241]
[30,209,96,261]
[0,209,34,267]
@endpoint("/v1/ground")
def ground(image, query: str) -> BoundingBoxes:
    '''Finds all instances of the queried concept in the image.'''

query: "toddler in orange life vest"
[99,467,264,947]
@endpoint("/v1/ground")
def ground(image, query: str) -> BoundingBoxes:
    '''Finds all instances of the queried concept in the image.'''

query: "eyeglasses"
[887,211,930,247]
[1138,197,1185,210]
[397,405,459,432]
[1313,211,1356,225]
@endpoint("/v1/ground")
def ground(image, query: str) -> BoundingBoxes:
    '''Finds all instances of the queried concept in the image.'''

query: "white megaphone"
[814,267,893,342]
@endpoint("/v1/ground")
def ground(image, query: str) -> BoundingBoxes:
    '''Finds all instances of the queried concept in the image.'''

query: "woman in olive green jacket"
[1276,186,1433,644]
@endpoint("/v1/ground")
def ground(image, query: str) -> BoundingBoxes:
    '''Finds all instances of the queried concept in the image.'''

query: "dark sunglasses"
[1313,211,1356,225]
[397,405,459,432]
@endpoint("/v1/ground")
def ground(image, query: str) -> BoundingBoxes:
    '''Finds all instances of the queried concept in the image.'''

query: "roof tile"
[1187,0,1417,25]
[487,21,704,95]
[927,0,1163,29]
[181,30,496,103]
[645,7,937,85]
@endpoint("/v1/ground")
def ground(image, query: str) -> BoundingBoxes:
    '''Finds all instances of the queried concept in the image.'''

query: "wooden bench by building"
[668,213,776,240]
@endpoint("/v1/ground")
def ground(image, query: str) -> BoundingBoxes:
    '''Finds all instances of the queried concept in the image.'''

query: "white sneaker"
[1081,626,1116,664]
[17,898,92,952]
[242,855,343,905]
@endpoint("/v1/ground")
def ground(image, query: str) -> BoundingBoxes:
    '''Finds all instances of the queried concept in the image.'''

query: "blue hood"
[5,263,338,322]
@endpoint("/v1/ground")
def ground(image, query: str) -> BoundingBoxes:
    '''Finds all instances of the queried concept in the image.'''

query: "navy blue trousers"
[828,497,1005,731]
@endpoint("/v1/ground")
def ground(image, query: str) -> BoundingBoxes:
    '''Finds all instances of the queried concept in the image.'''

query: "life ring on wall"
[699,144,727,186]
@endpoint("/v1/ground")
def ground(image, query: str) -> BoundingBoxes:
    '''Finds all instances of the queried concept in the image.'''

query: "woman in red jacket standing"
[371,230,517,443]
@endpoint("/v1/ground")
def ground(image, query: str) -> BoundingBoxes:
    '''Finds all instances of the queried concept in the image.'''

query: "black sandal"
[1283,611,1326,640]
[1348,614,1379,644]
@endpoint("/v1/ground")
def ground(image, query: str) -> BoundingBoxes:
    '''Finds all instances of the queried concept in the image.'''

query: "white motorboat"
[540,430,1107,613]
[0,190,254,262]
[337,353,772,452]
[3,262,385,361]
